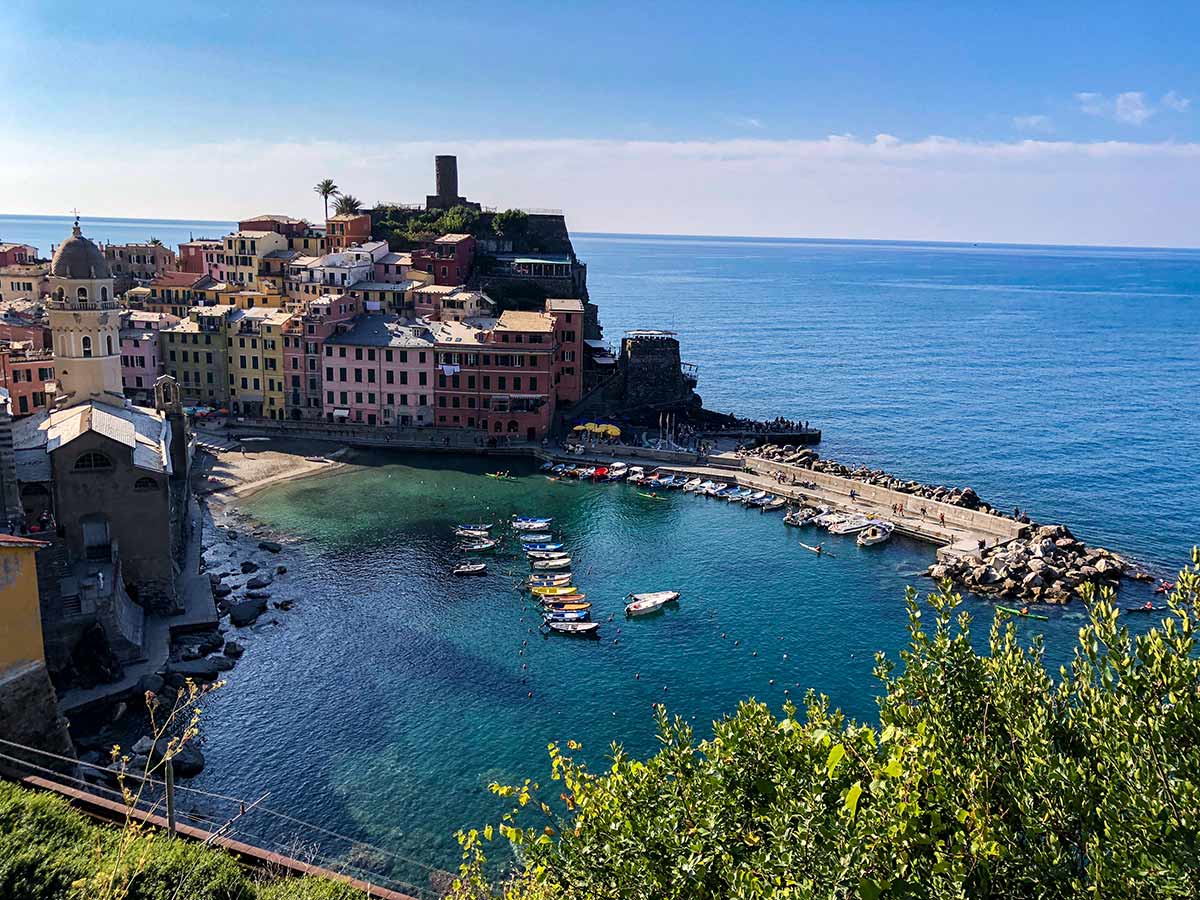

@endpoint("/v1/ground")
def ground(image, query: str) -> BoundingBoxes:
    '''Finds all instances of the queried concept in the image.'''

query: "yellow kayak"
[541,601,591,612]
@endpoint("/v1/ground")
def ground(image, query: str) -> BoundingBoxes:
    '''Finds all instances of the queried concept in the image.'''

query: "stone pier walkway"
[541,451,1017,550]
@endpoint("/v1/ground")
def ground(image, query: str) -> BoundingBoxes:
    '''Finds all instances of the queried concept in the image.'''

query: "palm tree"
[148,237,163,246]
[314,179,339,220]
[333,194,363,216]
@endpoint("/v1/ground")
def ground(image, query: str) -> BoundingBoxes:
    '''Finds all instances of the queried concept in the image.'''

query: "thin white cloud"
[1013,114,1053,133]
[734,117,764,129]
[1114,92,1152,125]
[1075,90,1191,125]
[3,135,1200,246]
[1161,90,1191,112]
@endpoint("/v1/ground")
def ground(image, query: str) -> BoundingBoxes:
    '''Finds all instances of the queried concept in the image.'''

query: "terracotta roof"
[150,271,205,289]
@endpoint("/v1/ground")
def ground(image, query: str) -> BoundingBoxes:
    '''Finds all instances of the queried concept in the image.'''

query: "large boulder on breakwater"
[246,574,273,590]
[240,560,259,574]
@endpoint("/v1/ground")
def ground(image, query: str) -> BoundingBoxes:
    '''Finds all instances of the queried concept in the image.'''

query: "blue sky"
[2,1,1197,244]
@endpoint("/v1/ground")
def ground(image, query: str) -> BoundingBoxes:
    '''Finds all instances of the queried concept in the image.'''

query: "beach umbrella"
[585,423,602,432]
[601,425,621,437]
[572,424,588,431]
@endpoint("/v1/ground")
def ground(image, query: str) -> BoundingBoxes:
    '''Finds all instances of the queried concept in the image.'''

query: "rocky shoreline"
[74,442,346,786]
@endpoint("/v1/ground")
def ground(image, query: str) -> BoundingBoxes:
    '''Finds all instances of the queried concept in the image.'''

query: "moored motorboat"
[744,490,770,504]
[857,522,894,546]
[523,542,564,552]
[785,505,826,526]
[541,593,587,605]
[526,550,569,560]
[544,620,599,636]
[518,532,553,541]
[625,590,681,617]
[461,539,497,551]
[454,527,490,539]
[593,466,609,479]
[682,477,704,492]
[528,573,572,586]
[609,462,628,478]
[626,466,645,484]
[532,585,578,596]
[763,496,787,511]
[577,466,596,479]
[828,515,871,535]
[453,562,487,576]
[533,557,572,570]
[544,608,590,622]
[455,523,493,532]
[513,517,552,528]
[539,461,555,471]
[541,600,591,612]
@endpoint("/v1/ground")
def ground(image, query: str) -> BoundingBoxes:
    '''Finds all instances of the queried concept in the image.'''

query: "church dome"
[50,221,110,279]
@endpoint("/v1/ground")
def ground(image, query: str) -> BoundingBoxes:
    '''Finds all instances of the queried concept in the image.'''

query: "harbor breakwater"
[745,443,1140,603]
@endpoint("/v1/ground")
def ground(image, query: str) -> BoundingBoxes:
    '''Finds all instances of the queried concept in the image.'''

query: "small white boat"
[744,490,770,504]
[518,532,553,541]
[544,620,599,636]
[513,517,552,528]
[609,462,629,477]
[455,528,490,539]
[625,590,681,617]
[453,562,487,576]
[763,497,787,511]
[533,557,572,570]
[857,522,894,546]
[528,572,572,586]
[526,550,569,560]
[461,539,497,551]
[626,466,645,483]
[456,523,493,532]
[828,515,871,535]
[682,477,704,492]
[811,511,841,528]
[785,505,826,526]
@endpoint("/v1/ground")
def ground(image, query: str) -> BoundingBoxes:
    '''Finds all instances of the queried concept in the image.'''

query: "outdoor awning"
[332,408,351,418]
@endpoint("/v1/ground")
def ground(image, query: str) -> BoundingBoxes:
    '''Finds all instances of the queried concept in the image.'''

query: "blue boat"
[523,542,564,551]
[544,608,589,622]
[539,461,555,471]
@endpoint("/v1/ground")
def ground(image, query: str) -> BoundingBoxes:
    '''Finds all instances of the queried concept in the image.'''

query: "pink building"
[373,251,413,283]
[325,213,371,252]
[120,310,179,401]
[545,298,584,406]
[0,243,38,266]
[179,239,222,275]
[322,315,434,426]
[282,292,362,420]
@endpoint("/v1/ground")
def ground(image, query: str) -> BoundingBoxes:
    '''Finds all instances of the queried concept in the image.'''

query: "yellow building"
[227,307,292,418]
[0,535,49,671]
[222,231,289,288]
[0,535,75,763]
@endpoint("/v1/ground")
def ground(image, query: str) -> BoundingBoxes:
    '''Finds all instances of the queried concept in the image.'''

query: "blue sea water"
[5,215,1199,894]
[0,213,235,257]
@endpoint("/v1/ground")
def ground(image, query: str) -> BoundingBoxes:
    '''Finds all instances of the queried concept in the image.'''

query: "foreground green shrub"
[0,781,367,900]
[452,552,1200,899]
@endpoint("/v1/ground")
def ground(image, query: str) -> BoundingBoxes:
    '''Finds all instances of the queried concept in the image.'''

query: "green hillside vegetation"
[0,780,365,900]
[451,552,1200,899]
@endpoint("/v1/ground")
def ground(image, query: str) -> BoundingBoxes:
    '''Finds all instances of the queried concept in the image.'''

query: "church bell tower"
[45,216,126,410]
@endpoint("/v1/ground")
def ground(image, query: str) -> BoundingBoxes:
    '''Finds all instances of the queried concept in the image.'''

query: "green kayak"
[996,605,1049,621]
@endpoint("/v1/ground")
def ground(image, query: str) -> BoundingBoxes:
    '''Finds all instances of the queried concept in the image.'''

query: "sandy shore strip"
[192,435,354,502]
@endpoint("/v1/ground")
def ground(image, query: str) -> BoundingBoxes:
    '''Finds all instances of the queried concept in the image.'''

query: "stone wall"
[0,661,74,777]
[621,334,694,412]
[745,458,1028,542]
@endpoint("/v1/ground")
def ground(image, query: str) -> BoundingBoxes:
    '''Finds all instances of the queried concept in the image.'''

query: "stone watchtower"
[45,218,126,410]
